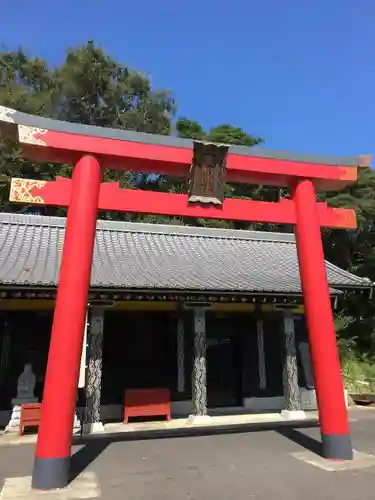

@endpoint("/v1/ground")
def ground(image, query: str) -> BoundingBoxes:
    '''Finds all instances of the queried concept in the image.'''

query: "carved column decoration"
[177,316,185,393]
[256,319,267,390]
[283,313,302,412]
[192,307,207,416]
[85,307,105,430]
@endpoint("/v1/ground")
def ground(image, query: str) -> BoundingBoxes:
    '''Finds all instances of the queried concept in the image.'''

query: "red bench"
[123,388,171,424]
[19,403,42,436]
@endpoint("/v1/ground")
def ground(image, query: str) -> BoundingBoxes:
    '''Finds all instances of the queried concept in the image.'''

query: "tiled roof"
[0,213,371,293]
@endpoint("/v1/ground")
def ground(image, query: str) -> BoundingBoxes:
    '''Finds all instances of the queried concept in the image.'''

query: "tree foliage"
[0,41,374,359]
[319,168,375,359]
[0,42,263,221]
[0,42,176,212]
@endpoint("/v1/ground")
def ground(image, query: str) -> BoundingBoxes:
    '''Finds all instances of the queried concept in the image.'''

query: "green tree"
[57,41,174,134]
[320,168,375,359]
[0,49,60,213]
[175,118,205,140]
[206,124,262,146]
[147,118,266,229]
[0,42,176,213]
[1,41,373,361]
[0,42,280,229]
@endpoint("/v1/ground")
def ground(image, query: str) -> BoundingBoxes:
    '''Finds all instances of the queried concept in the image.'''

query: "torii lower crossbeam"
[10,177,356,228]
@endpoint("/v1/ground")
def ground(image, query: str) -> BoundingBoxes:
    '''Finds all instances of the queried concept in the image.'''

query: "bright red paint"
[35,156,101,459]
[293,179,350,437]
[10,117,357,480]
[21,128,358,190]
[19,403,42,436]
[123,388,172,424]
[13,177,357,229]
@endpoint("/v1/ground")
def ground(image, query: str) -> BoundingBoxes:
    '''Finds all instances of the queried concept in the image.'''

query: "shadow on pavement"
[69,419,320,483]
[70,439,110,482]
[276,426,322,455]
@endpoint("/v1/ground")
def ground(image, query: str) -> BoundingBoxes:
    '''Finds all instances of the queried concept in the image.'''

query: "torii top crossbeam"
[0,105,370,190]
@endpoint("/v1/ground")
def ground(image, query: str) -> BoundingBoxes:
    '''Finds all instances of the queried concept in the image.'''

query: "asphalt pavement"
[1,406,375,500]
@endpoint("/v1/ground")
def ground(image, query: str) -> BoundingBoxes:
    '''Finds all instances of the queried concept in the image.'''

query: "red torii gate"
[0,105,370,490]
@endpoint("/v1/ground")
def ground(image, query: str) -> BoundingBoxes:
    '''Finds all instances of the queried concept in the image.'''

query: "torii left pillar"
[32,156,101,490]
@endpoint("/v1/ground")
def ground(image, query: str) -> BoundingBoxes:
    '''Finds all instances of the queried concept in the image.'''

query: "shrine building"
[0,211,371,428]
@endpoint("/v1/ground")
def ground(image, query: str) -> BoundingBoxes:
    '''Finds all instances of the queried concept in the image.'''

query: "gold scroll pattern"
[0,106,16,123]
[18,125,48,146]
[9,178,46,204]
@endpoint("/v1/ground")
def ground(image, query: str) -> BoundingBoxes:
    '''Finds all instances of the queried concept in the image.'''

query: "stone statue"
[16,363,36,399]
[5,363,37,433]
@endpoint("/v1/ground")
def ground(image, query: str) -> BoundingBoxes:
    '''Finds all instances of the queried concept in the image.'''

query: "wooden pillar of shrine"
[281,311,305,420]
[191,307,209,420]
[83,306,105,434]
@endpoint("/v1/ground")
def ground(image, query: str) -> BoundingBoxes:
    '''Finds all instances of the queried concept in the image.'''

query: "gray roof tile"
[0,213,371,293]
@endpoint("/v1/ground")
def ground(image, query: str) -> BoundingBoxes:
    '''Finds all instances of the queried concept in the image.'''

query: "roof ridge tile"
[0,212,295,243]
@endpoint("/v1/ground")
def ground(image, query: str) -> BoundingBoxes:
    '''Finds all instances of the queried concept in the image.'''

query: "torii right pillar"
[293,179,352,460]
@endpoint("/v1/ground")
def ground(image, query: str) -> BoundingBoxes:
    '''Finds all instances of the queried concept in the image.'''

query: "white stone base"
[280,409,306,420]
[82,421,105,434]
[73,411,82,430]
[300,388,349,410]
[5,397,38,433]
[0,472,100,499]
[299,388,317,410]
[5,406,22,433]
[4,404,81,434]
[291,449,375,472]
[187,414,212,425]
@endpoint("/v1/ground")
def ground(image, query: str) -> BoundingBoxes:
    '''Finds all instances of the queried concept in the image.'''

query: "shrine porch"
[0,304,349,432]
[0,409,320,447]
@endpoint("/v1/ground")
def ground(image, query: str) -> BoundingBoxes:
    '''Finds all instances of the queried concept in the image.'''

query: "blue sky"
[1,1,374,157]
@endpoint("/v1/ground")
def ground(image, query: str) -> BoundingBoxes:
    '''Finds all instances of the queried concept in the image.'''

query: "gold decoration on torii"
[9,178,46,204]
